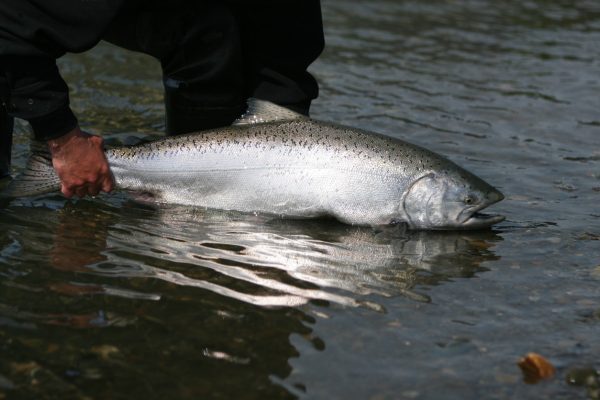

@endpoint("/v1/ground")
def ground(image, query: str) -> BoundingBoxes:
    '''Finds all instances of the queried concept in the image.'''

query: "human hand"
[47,126,114,198]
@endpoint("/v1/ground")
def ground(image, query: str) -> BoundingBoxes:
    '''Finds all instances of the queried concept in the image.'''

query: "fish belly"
[114,165,402,225]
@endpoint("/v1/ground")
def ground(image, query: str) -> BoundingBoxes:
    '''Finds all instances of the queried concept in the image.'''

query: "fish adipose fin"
[233,98,307,125]
[0,152,60,198]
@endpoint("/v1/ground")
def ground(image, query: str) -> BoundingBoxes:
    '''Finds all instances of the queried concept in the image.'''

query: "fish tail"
[0,153,60,198]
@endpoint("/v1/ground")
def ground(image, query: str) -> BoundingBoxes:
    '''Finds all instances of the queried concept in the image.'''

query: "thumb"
[61,183,74,198]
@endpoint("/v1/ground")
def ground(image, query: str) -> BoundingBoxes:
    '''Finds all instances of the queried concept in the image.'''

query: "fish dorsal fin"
[233,98,306,125]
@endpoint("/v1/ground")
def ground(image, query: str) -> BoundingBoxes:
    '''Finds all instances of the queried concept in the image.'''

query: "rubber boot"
[163,77,245,136]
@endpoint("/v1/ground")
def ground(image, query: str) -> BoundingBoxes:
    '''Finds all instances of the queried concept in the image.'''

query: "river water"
[1,1,599,399]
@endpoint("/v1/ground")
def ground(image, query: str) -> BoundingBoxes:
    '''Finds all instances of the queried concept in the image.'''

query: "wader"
[0,77,13,178]
[103,0,323,135]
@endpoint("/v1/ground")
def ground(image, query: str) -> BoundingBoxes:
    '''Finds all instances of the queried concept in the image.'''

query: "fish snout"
[487,189,504,204]
[459,187,505,229]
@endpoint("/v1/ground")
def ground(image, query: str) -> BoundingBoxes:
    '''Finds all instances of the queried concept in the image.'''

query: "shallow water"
[1,0,600,399]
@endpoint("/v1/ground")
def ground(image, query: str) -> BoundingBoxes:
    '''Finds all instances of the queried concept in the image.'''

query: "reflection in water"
[45,201,501,310]
[0,200,501,397]
[50,203,109,271]
[1,202,315,399]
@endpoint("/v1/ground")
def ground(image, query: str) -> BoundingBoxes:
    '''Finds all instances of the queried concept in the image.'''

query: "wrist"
[30,105,78,141]
[47,126,83,155]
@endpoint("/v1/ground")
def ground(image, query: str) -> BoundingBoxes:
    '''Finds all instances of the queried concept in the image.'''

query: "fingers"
[61,184,74,199]
[88,184,100,197]
[98,162,114,194]
[66,178,107,198]
[61,173,112,199]
[101,174,114,193]
[75,186,88,198]
[91,135,104,147]
[61,180,93,198]
[58,170,110,199]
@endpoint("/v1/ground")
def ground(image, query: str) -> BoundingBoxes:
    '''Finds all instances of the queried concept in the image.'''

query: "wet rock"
[578,232,600,241]
[553,180,578,192]
[202,349,251,365]
[90,345,120,360]
[0,374,14,390]
[82,368,103,380]
[565,366,599,387]
[576,308,600,323]
[10,361,40,375]
[566,367,600,400]
[494,372,520,384]
[9,360,89,398]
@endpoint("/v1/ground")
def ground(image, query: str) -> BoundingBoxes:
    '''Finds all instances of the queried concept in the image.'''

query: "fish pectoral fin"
[233,98,307,125]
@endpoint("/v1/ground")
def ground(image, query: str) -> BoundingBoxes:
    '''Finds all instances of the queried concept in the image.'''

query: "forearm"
[1,56,78,141]
[0,0,126,141]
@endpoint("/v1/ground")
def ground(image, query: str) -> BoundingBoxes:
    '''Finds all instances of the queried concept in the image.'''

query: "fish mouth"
[460,212,505,229]
[458,192,505,229]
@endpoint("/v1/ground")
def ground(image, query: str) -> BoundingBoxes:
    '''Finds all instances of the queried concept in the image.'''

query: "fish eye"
[464,195,476,205]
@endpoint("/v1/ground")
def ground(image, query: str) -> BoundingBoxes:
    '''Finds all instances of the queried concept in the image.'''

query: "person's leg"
[103,1,246,135]
[236,0,324,115]
[0,82,14,178]
[0,113,13,179]
[160,2,246,135]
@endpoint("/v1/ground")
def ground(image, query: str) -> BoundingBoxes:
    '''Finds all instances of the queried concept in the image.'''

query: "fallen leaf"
[90,345,120,360]
[518,352,556,383]
[10,361,40,375]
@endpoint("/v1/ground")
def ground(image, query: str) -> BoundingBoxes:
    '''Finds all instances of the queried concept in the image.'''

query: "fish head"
[402,172,504,230]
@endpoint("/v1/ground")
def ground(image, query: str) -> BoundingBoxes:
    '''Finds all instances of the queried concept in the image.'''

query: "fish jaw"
[457,189,505,229]
[459,213,505,229]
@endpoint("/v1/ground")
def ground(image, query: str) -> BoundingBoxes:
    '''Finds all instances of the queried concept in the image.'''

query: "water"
[1,0,600,398]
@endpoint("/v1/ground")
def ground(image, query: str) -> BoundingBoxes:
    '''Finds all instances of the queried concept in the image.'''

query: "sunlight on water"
[1,201,501,311]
